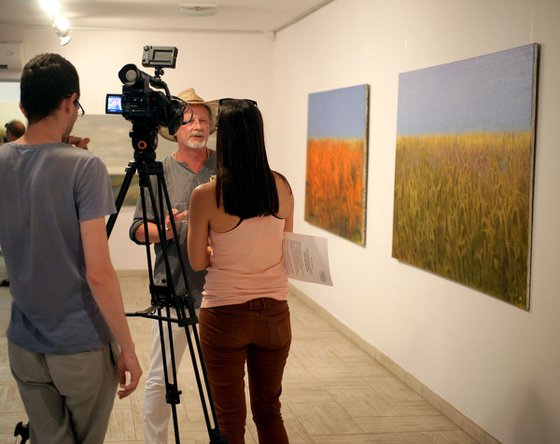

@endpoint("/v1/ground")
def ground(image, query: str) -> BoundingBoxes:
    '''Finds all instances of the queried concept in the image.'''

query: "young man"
[0,53,142,444]
[129,88,218,443]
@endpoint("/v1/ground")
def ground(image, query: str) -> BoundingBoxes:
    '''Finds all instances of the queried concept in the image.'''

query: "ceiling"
[2,0,334,34]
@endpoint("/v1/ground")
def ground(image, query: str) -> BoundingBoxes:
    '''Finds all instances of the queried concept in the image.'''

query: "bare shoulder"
[273,171,294,219]
[273,171,292,195]
[193,180,215,198]
[191,181,216,211]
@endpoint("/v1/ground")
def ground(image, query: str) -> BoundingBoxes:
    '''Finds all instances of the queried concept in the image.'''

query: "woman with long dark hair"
[188,98,293,444]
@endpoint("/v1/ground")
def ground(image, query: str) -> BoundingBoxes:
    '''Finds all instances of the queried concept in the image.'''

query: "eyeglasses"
[74,99,85,118]
[65,94,85,118]
[218,98,258,107]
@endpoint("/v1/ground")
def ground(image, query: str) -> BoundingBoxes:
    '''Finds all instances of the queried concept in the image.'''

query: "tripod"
[106,128,227,444]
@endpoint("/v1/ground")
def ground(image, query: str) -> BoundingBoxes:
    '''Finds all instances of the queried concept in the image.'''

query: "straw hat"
[159,88,218,142]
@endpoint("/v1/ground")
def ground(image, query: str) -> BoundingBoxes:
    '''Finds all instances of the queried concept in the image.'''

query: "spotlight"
[40,0,72,46]
[52,15,72,46]
[40,0,62,19]
[58,34,71,46]
[52,17,71,46]
[53,15,70,34]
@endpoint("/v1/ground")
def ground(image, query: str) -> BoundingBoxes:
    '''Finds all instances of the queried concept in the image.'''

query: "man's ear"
[19,102,28,118]
[59,93,77,114]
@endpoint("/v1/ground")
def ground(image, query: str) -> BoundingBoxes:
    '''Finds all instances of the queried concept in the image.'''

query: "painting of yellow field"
[392,44,539,309]
[305,85,369,246]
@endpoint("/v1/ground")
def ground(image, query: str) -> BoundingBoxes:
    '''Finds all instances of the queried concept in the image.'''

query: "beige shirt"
[202,216,288,308]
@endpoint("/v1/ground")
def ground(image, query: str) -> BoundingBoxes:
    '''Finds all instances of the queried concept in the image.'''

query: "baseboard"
[288,283,501,444]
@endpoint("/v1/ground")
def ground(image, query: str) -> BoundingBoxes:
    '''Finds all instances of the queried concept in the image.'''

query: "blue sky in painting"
[397,44,537,135]
[307,84,368,139]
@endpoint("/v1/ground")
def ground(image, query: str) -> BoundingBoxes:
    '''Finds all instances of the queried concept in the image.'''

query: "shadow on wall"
[510,384,558,443]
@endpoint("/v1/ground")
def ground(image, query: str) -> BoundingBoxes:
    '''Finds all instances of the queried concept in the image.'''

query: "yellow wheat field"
[392,131,534,308]
[305,138,366,245]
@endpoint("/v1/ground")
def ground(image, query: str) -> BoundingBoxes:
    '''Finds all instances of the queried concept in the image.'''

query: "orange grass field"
[305,138,366,245]
[392,131,534,309]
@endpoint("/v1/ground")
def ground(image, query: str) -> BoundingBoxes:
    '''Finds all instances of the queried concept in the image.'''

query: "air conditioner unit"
[0,43,24,71]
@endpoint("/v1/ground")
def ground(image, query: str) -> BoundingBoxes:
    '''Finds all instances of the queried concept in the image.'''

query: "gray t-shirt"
[0,142,116,354]
[129,153,216,308]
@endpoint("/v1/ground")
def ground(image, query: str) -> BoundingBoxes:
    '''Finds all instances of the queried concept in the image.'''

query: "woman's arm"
[187,184,213,271]
[284,193,294,233]
[274,172,294,233]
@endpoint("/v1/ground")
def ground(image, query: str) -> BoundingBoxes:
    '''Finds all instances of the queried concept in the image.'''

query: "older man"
[129,88,218,443]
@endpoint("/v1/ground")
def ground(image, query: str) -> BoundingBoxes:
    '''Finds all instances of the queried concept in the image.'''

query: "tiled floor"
[0,270,480,444]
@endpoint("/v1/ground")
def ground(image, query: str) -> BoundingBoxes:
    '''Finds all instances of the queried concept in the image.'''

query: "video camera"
[106,46,192,153]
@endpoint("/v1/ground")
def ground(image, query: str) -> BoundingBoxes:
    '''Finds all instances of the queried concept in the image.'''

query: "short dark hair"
[215,99,279,219]
[20,53,80,124]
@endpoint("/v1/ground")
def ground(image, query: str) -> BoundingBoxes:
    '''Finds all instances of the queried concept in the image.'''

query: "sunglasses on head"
[218,98,257,107]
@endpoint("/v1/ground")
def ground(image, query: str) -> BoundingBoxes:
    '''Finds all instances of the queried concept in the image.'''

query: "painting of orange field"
[305,84,369,246]
[392,44,539,309]
[305,138,366,244]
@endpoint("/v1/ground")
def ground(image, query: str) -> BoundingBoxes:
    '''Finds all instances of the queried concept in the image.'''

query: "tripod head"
[130,122,159,154]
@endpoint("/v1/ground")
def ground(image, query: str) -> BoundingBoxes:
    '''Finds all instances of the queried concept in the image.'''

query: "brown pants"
[200,298,291,444]
[8,341,119,444]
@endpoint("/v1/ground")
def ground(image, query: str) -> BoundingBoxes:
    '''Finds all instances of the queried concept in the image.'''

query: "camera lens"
[124,69,137,82]
[118,64,141,86]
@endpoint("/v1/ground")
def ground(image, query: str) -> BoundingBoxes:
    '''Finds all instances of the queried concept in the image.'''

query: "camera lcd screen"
[106,94,123,114]
[153,49,173,64]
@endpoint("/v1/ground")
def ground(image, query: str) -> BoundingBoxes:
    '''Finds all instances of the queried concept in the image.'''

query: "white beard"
[187,139,206,150]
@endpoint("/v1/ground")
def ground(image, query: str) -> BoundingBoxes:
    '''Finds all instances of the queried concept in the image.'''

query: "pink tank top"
[202,215,288,308]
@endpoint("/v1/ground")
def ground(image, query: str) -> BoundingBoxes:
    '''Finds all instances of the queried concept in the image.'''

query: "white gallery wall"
[271,0,560,443]
[0,25,275,269]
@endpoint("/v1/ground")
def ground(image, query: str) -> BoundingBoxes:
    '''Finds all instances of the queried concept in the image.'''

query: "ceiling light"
[53,15,70,33]
[40,0,72,46]
[40,0,62,19]
[180,4,218,17]
[59,35,72,46]
[52,15,71,46]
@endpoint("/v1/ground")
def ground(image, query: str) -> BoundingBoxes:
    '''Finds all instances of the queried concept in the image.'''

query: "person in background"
[0,53,142,443]
[187,98,294,444]
[128,88,218,443]
[3,119,26,143]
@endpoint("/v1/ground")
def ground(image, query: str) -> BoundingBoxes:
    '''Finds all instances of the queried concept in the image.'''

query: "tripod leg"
[110,157,228,443]
[157,306,182,444]
[174,300,229,444]
[13,422,29,443]
[150,168,227,443]
[106,161,137,237]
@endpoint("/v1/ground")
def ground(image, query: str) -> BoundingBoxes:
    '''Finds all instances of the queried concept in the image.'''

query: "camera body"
[107,46,187,152]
